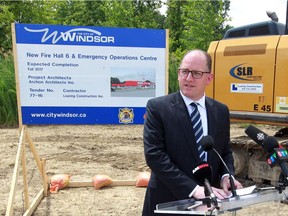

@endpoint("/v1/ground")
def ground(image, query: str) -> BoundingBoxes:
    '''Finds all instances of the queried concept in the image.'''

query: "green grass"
[0,55,18,127]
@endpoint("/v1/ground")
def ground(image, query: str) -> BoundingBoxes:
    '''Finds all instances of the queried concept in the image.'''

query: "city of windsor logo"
[24,27,115,44]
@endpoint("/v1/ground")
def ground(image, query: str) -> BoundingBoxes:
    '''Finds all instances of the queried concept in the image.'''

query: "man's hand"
[221,176,243,195]
[193,186,230,200]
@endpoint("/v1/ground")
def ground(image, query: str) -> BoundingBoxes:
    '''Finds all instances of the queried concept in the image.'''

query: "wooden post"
[6,126,26,216]
[26,131,44,178]
[8,24,47,215]
[42,158,48,196]
[21,140,30,210]
[67,179,137,188]
[6,126,47,216]
[22,189,44,216]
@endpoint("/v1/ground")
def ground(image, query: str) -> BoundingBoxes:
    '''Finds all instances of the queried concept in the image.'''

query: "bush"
[0,55,18,127]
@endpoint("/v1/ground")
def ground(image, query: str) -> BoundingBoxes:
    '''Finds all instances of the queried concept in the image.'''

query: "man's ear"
[206,73,213,85]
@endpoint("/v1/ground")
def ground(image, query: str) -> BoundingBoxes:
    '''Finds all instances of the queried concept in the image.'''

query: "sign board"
[12,23,168,124]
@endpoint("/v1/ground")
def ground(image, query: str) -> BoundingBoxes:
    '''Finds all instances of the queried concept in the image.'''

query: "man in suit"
[142,49,243,215]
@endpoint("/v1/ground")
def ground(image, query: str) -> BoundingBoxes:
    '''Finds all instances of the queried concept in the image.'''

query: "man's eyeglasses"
[178,68,210,79]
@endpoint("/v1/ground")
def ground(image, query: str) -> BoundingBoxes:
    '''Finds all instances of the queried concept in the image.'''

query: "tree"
[4,1,58,24]
[54,0,86,25]
[165,0,187,53]
[165,0,231,93]
[100,0,165,28]
[0,4,15,54]
[0,0,60,55]
[81,0,107,26]
[181,0,230,51]
[111,77,122,84]
[0,0,166,55]
[166,0,230,57]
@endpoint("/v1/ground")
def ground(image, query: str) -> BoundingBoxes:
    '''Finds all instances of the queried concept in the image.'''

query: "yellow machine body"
[207,35,288,125]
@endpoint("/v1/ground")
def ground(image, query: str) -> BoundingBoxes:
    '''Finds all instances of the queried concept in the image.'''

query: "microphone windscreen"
[192,161,212,185]
[200,135,214,151]
[262,136,279,153]
[245,125,268,147]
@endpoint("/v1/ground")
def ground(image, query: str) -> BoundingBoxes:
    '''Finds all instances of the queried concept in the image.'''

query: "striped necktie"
[190,102,206,161]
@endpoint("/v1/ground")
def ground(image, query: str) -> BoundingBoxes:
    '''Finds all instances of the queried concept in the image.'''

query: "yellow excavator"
[207,3,288,127]
[206,2,288,185]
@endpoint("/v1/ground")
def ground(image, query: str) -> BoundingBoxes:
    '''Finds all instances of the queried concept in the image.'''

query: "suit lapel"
[206,98,217,165]
[172,92,200,160]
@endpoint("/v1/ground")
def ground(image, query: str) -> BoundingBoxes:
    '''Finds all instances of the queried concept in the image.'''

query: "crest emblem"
[118,108,134,124]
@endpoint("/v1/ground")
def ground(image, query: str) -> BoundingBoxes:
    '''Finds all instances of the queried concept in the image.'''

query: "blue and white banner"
[13,23,168,125]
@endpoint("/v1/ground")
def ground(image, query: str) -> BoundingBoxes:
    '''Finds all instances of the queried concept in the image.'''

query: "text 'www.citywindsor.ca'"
[31,112,87,118]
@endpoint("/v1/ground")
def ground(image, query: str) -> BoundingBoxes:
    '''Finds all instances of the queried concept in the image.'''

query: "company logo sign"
[24,27,115,44]
[267,152,277,167]
[276,148,288,160]
[231,83,263,93]
[229,63,261,81]
[276,97,288,113]
[266,148,288,167]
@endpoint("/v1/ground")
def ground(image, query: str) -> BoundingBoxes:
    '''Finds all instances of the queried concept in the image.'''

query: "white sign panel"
[13,23,168,124]
[231,83,263,94]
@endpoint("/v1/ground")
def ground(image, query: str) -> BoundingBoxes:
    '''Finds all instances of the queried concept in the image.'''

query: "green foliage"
[165,0,187,53]
[165,0,230,93]
[111,77,122,84]
[166,0,230,52]
[96,0,165,28]
[54,0,87,25]
[0,4,15,54]
[81,1,107,26]
[182,0,230,50]
[168,55,180,93]
[0,0,61,55]
[0,55,17,127]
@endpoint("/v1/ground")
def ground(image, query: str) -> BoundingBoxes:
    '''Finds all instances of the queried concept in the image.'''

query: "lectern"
[155,187,288,215]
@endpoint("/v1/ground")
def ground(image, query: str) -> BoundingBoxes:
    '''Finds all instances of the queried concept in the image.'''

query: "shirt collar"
[180,91,206,109]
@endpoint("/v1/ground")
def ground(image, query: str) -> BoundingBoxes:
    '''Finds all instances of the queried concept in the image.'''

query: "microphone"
[245,125,288,191]
[264,136,281,167]
[263,136,280,152]
[192,162,219,209]
[245,125,276,165]
[245,125,288,177]
[262,136,288,178]
[192,162,212,184]
[200,135,237,197]
[266,151,279,168]
[244,125,268,147]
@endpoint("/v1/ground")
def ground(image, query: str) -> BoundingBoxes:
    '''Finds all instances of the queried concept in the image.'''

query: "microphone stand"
[204,179,220,210]
[213,149,237,197]
[277,173,288,194]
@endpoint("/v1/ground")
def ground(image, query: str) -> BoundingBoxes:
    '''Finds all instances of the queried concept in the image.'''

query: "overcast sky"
[228,0,287,27]
[159,0,287,27]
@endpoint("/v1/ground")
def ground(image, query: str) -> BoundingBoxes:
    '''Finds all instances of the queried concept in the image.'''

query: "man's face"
[178,52,213,101]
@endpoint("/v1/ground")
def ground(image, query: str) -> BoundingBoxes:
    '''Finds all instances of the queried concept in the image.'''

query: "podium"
[154,187,288,215]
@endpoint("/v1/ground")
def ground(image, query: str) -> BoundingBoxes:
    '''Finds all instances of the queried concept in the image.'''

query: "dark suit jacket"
[142,91,235,216]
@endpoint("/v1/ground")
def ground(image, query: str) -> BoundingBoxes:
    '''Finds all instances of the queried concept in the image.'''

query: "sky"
[159,0,287,27]
[228,0,287,27]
